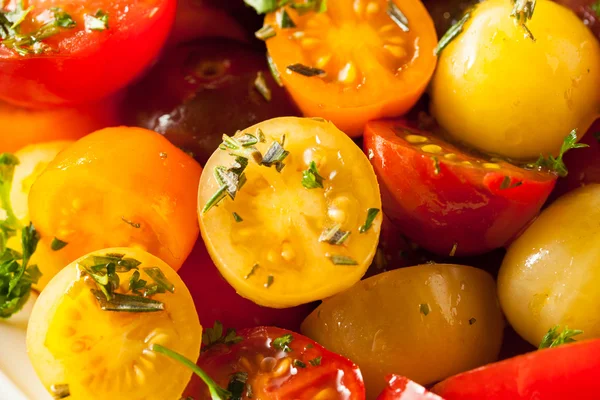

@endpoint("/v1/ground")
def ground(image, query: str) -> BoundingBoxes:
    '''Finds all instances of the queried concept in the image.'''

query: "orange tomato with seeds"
[29,127,201,271]
[264,0,437,137]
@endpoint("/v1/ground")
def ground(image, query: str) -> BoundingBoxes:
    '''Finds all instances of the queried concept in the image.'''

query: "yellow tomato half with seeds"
[198,117,382,308]
[26,247,201,400]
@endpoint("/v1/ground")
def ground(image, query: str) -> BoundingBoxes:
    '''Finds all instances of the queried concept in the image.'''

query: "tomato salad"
[0,0,599,399]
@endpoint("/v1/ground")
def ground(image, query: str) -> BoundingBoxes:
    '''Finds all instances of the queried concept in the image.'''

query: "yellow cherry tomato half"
[198,117,382,308]
[28,127,202,271]
[430,0,600,160]
[264,0,438,137]
[498,184,600,346]
[301,264,505,399]
[26,247,202,400]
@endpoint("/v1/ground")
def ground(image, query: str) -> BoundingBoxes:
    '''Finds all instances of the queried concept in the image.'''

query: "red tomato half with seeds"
[432,339,600,400]
[184,327,365,400]
[0,0,176,107]
[377,375,443,400]
[364,120,556,256]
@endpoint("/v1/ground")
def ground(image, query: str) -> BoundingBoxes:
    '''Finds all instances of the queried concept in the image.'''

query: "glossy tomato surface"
[432,340,600,400]
[0,0,176,107]
[364,120,556,256]
[556,0,600,40]
[184,326,365,400]
[123,38,300,165]
[178,239,315,332]
[377,375,443,400]
[264,0,438,136]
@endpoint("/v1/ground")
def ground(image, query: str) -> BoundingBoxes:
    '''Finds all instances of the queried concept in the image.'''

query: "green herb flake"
[435,12,471,56]
[228,372,248,400]
[254,71,272,101]
[499,176,523,190]
[302,161,325,189]
[359,208,380,233]
[272,333,293,352]
[319,225,350,245]
[277,8,296,28]
[202,321,244,350]
[530,129,588,177]
[265,275,274,288]
[85,9,109,31]
[50,237,68,251]
[261,139,289,171]
[233,212,244,223]
[121,217,141,228]
[287,63,326,77]
[51,8,76,28]
[309,356,322,366]
[245,263,259,279]
[143,267,175,293]
[386,1,409,32]
[329,254,358,265]
[267,52,284,87]
[255,24,276,40]
[91,289,164,312]
[419,303,430,316]
[50,384,70,399]
[539,325,583,349]
[432,156,441,175]
[293,359,306,368]
[468,317,477,325]
[592,0,600,17]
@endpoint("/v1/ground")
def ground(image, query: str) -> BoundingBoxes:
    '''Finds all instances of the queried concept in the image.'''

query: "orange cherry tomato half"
[29,127,201,271]
[0,98,118,153]
[264,0,437,137]
[0,0,176,107]
[184,326,365,400]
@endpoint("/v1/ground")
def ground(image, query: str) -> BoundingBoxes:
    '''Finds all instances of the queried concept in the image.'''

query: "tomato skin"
[178,239,315,331]
[432,340,600,400]
[123,38,300,165]
[377,375,443,400]
[364,120,556,256]
[184,326,366,400]
[0,0,176,107]
[555,0,600,40]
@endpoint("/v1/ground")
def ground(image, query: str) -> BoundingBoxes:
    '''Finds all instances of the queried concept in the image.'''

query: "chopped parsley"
[265,275,274,288]
[254,71,272,101]
[84,9,109,31]
[539,325,583,349]
[293,359,306,368]
[233,212,243,222]
[499,176,523,190]
[309,356,322,366]
[468,317,477,325]
[272,333,293,352]
[245,263,259,279]
[419,303,430,316]
[359,208,380,233]
[202,321,244,349]
[319,225,350,245]
[301,161,324,189]
[329,254,358,265]
[277,8,296,28]
[244,0,327,15]
[287,63,326,77]
[50,237,68,251]
[255,24,276,40]
[227,372,248,400]
[529,129,588,177]
[267,52,283,87]
[261,138,289,172]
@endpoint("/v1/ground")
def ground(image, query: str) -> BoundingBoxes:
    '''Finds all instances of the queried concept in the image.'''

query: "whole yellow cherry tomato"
[430,0,600,160]
[301,264,504,399]
[26,247,202,400]
[498,184,600,346]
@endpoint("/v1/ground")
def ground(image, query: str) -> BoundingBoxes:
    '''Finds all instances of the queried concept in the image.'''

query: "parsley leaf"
[592,0,600,17]
[530,130,588,177]
[84,9,109,31]
[227,372,248,400]
[359,208,380,233]
[302,161,324,189]
[50,237,68,251]
[539,325,583,349]
[272,333,293,352]
[202,321,244,350]
[309,356,322,366]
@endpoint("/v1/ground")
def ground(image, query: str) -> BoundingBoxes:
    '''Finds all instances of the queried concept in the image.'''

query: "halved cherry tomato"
[364,119,556,256]
[183,326,365,400]
[0,99,118,153]
[123,38,300,165]
[263,0,437,137]
[432,339,600,400]
[178,239,315,331]
[198,117,382,308]
[29,127,201,271]
[377,375,443,400]
[27,247,202,400]
[0,0,176,107]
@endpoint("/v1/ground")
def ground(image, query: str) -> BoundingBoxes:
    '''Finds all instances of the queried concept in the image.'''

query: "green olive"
[498,184,600,346]
[301,264,504,398]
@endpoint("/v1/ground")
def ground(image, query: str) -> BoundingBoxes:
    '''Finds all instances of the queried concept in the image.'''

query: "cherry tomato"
[29,127,201,272]
[27,248,202,400]
[498,184,600,346]
[0,99,118,153]
[550,120,600,201]
[555,0,600,40]
[198,117,382,308]
[168,0,248,45]
[123,38,300,165]
[178,239,315,332]
[263,0,437,137]
[430,0,600,159]
[184,326,365,400]
[377,375,443,400]
[364,119,556,256]
[432,339,600,400]
[0,0,176,107]
[423,0,479,36]
[301,264,504,398]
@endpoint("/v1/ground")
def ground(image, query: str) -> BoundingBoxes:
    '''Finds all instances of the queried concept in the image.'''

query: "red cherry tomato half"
[122,38,300,165]
[0,0,176,107]
[432,339,600,400]
[364,120,556,256]
[178,240,315,332]
[184,327,366,400]
[377,375,443,400]
[550,119,600,201]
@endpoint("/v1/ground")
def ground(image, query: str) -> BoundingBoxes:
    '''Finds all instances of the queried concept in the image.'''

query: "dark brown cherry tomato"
[122,38,300,165]
[423,0,480,37]
[364,119,556,256]
[178,240,315,332]
[377,375,443,400]
[184,327,366,400]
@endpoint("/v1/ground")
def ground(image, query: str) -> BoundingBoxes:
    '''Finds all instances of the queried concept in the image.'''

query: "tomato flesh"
[264,0,437,136]
[377,375,443,400]
[0,0,176,107]
[184,326,365,400]
[364,119,556,256]
[432,340,600,400]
